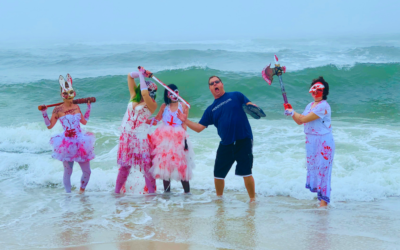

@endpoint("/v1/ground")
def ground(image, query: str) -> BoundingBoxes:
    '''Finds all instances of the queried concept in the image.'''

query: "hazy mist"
[1,0,399,44]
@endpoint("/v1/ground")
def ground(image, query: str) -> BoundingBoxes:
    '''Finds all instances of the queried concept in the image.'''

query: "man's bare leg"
[243,176,255,202]
[214,178,225,196]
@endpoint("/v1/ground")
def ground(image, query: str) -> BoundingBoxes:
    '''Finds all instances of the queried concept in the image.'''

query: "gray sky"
[1,0,399,43]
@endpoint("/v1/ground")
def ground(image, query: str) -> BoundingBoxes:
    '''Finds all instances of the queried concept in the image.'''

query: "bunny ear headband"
[59,74,76,99]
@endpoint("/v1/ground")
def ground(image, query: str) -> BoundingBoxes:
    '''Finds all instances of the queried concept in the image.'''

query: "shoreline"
[2,192,399,250]
[48,240,225,250]
[47,240,192,250]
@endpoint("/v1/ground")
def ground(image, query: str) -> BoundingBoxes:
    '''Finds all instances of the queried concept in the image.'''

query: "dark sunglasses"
[209,80,221,86]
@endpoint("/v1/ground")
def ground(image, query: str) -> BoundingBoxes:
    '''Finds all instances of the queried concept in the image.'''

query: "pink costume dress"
[302,100,335,203]
[150,103,195,181]
[50,113,95,162]
[116,102,155,193]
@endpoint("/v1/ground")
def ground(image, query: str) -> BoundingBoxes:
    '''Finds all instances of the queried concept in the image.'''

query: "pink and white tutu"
[50,113,95,162]
[117,102,152,172]
[150,124,195,181]
[149,103,195,181]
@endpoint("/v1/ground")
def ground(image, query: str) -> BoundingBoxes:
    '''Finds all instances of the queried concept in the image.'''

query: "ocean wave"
[1,120,399,202]
[1,39,400,83]
[1,63,399,123]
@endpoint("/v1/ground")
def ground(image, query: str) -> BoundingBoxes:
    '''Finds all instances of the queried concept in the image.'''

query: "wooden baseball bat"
[38,97,96,111]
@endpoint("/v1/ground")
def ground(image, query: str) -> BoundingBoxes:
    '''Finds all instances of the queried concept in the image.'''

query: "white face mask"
[168,90,179,102]
[309,83,325,98]
[59,74,76,99]
[146,80,157,100]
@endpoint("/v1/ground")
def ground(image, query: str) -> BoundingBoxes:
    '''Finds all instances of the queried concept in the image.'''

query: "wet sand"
[52,240,193,250]
[1,189,399,250]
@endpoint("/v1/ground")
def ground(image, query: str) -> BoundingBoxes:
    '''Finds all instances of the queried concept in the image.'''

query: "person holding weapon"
[147,83,195,194]
[263,56,335,207]
[38,74,95,193]
[114,67,158,194]
[177,76,265,202]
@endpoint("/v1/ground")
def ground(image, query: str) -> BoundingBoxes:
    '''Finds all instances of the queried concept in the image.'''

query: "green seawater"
[0,63,399,125]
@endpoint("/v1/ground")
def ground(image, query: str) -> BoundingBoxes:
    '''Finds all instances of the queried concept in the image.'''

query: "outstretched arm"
[177,109,206,133]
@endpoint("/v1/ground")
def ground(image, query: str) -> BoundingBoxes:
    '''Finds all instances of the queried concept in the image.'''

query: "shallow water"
[1,37,399,249]
[1,188,399,250]
[1,119,398,202]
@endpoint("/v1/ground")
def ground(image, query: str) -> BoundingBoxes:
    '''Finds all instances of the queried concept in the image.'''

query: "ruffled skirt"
[305,133,335,203]
[117,131,151,172]
[50,132,95,162]
[149,124,195,181]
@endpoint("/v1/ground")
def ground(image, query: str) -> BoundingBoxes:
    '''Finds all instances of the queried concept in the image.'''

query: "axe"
[262,55,291,109]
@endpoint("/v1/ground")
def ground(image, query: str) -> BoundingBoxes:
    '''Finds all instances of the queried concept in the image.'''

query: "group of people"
[114,67,195,194]
[39,67,335,207]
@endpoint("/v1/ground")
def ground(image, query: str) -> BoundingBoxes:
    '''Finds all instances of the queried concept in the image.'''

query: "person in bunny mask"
[39,74,95,193]
[284,76,335,207]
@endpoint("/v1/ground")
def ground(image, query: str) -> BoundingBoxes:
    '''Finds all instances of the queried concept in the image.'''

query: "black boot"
[181,180,190,194]
[163,180,171,192]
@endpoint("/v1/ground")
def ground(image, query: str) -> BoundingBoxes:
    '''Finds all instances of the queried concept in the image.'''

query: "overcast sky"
[1,0,399,44]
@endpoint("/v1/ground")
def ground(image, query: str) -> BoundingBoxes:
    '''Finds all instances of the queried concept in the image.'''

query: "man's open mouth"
[215,87,219,91]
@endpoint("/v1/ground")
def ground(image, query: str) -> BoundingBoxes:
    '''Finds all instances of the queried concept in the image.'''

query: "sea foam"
[1,119,398,203]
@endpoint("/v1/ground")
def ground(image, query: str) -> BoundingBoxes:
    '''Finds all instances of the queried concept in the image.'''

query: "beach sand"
[51,240,193,250]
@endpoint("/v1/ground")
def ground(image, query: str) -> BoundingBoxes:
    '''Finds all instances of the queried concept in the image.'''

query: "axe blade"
[262,64,276,85]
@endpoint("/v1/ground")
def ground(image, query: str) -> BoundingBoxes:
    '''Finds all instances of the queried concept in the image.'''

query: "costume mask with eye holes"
[146,80,158,100]
[309,82,325,98]
[59,74,76,100]
[168,89,179,102]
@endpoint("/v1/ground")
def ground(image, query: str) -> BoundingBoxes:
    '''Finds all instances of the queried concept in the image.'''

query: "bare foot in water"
[250,198,256,203]
[79,188,85,194]
[319,200,328,207]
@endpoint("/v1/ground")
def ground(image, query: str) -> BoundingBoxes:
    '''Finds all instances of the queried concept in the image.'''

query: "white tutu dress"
[50,113,95,162]
[117,102,152,171]
[150,103,195,181]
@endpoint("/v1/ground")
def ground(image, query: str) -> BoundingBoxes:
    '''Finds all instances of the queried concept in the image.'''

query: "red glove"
[283,103,292,110]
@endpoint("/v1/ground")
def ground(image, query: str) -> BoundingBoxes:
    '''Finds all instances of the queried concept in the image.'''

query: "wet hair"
[208,76,222,84]
[164,84,178,105]
[310,76,329,100]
